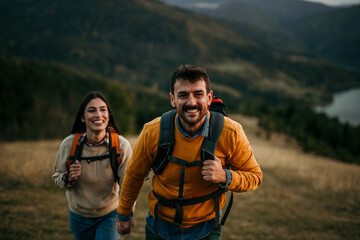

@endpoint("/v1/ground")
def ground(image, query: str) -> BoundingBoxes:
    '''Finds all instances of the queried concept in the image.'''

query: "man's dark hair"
[170,65,211,94]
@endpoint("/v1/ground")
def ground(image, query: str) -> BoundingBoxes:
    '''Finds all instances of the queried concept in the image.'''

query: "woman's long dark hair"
[71,91,120,134]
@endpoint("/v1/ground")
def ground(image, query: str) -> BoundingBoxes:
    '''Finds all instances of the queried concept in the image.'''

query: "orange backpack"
[66,132,121,182]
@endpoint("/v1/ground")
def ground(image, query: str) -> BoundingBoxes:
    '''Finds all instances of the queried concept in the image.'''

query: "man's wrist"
[117,212,133,222]
[219,169,232,188]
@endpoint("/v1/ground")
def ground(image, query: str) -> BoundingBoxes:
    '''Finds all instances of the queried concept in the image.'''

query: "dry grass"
[0,140,61,186]
[1,116,359,239]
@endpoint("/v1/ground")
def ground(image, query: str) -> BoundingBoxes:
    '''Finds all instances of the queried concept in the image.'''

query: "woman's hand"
[68,160,81,181]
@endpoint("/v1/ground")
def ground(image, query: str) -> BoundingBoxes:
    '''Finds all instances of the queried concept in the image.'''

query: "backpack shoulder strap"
[159,109,176,145]
[109,131,121,182]
[201,111,230,229]
[110,131,121,165]
[201,111,224,160]
[152,109,177,174]
[66,133,84,169]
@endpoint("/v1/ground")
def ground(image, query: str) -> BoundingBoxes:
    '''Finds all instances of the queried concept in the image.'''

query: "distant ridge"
[161,0,360,70]
[1,0,360,108]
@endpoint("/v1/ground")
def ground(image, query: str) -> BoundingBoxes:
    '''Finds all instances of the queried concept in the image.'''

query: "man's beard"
[180,104,206,126]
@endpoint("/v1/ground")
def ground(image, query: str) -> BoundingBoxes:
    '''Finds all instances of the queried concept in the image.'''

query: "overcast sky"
[303,0,360,6]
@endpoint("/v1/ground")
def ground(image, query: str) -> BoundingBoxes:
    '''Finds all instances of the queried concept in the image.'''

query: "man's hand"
[202,156,226,183]
[116,218,134,235]
[68,160,81,181]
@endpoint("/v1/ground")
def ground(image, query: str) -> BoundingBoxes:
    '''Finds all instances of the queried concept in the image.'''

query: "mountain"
[291,5,360,69]
[160,0,360,70]
[160,0,333,25]
[1,0,360,109]
[0,0,254,89]
[190,0,333,34]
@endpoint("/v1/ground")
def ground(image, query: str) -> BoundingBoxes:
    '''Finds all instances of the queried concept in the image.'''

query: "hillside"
[0,56,169,141]
[1,0,360,106]
[291,5,360,69]
[165,0,360,70]
[0,0,253,89]
[1,115,359,239]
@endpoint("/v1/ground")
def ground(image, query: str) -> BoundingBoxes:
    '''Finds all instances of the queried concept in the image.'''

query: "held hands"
[202,156,226,184]
[68,160,81,181]
[116,218,134,235]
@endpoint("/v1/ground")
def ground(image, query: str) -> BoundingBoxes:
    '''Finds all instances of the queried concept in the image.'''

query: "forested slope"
[0,56,169,141]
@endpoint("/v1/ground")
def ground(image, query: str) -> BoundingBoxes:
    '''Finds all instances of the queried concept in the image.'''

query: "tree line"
[243,102,360,164]
[0,57,169,141]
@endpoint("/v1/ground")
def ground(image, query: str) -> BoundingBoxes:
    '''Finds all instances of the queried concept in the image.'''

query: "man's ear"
[170,92,176,108]
[207,90,213,108]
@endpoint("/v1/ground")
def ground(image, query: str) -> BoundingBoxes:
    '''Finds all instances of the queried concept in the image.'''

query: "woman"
[53,91,132,240]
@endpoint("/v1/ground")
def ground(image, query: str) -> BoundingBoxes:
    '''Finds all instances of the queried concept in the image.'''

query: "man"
[116,65,262,239]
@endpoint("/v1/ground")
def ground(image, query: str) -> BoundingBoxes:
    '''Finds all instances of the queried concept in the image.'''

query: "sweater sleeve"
[52,135,74,189]
[117,135,133,190]
[224,119,263,192]
[117,120,159,217]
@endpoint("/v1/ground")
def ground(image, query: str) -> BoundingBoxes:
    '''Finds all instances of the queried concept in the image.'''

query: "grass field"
[1,114,359,240]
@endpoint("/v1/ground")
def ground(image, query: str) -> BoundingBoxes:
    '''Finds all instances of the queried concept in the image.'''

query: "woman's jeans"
[69,209,120,240]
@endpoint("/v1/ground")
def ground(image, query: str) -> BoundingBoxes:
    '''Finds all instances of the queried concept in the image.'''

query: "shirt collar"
[79,131,110,147]
[177,113,209,138]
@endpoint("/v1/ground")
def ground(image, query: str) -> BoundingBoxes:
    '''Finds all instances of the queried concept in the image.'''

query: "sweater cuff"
[62,171,77,188]
[117,212,133,222]
[219,169,232,188]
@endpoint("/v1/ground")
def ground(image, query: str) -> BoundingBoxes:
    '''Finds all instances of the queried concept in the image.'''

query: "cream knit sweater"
[53,134,132,218]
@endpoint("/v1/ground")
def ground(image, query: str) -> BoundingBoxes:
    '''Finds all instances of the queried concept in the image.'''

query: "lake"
[314,88,360,126]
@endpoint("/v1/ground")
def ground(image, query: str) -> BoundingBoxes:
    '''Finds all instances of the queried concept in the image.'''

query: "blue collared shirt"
[118,113,232,239]
[177,114,209,138]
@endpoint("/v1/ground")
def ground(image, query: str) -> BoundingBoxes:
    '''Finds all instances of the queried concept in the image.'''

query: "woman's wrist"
[62,171,77,187]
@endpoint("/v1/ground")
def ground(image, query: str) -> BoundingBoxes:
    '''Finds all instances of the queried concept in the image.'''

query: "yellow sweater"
[118,112,262,227]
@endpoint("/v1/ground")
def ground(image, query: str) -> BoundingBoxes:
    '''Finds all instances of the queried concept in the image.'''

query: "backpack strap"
[152,109,176,174]
[220,190,233,226]
[66,132,121,182]
[201,111,224,161]
[66,133,84,170]
[206,112,233,228]
[201,111,225,229]
[109,131,121,182]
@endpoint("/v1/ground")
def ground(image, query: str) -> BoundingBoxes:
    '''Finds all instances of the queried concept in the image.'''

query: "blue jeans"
[146,213,217,240]
[69,209,120,240]
[146,224,221,240]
